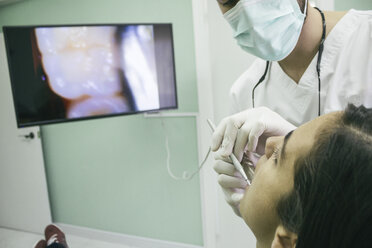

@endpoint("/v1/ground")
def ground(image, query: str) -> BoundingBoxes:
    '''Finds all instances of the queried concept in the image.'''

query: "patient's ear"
[271,225,297,248]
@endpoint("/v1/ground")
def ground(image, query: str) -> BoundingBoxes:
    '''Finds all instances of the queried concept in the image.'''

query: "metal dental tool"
[207,119,251,186]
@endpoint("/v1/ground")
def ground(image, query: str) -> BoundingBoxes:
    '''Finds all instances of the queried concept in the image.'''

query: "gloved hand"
[211,107,296,162]
[211,107,296,217]
[213,151,258,217]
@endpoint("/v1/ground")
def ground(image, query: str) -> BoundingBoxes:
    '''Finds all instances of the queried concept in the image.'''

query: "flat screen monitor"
[3,24,177,128]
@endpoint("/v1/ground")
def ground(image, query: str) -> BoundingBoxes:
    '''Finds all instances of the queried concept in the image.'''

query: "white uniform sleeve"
[322,9,372,113]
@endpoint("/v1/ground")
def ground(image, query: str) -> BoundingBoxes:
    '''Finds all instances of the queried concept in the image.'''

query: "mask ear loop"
[314,7,326,116]
[252,61,270,108]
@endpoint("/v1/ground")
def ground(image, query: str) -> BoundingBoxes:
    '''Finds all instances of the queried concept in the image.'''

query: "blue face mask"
[224,0,307,61]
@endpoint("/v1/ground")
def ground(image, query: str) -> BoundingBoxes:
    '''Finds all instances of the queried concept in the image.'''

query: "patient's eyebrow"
[281,130,294,161]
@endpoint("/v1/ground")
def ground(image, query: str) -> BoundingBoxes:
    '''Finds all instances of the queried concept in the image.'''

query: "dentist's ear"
[271,225,297,248]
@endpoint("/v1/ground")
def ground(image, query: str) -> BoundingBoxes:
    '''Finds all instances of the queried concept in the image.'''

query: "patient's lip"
[35,26,122,100]
[241,152,256,183]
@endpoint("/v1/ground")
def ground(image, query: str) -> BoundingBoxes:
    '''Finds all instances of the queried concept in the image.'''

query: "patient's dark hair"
[277,104,372,247]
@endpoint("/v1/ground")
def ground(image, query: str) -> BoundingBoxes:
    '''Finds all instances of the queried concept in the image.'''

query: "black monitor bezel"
[2,23,178,128]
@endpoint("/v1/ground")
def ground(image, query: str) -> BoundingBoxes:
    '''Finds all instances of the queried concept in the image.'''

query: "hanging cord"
[161,119,212,181]
[314,7,326,116]
[252,61,270,108]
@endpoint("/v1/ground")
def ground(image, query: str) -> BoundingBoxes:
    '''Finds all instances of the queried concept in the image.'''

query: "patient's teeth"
[67,96,130,118]
[121,25,159,111]
[35,26,122,99]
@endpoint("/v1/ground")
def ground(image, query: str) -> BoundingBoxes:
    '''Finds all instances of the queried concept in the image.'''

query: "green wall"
[0,0,203,245]
[335,0,372,10]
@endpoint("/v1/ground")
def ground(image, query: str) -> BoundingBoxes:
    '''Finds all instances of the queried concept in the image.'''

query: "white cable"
[161,119,211,181]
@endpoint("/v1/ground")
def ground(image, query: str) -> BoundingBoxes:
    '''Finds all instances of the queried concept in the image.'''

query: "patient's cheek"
[239,187,250,222]
[254,156,266,174]
[239,157,264,217]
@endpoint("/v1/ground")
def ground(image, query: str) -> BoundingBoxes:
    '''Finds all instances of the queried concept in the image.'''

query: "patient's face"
[239,112,340,245]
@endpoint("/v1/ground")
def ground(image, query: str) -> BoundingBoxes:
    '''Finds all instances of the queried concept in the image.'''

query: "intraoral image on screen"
[3,24,177,127]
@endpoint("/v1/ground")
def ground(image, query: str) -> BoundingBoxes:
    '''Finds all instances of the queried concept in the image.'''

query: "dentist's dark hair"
[277,104,372,247]
[298,0,307,13]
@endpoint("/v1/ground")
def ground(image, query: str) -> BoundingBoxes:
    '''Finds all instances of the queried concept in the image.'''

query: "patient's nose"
[264,136,283,159]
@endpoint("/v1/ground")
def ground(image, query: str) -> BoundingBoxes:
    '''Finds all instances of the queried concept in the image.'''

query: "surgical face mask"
[224,0,307,61]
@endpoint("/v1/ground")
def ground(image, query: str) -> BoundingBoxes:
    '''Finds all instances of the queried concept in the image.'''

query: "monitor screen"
[3,24,177,127]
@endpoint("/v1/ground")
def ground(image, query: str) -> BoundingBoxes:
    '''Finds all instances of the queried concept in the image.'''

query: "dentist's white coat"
[230,9,372,126]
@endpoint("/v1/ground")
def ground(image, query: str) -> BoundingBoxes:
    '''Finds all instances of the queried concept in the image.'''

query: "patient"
[273,104,372,248]
[34,106,372,248]
[216,104,372,248]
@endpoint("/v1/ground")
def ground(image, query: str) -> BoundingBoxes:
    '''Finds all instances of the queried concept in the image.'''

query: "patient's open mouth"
[242,153,256,184]
[247,165,255,184]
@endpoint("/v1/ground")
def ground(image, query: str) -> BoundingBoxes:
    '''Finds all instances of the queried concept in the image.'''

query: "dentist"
[212,0,372,216]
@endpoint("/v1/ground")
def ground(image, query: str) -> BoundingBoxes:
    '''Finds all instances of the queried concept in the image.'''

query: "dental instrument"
[207,119,251,186]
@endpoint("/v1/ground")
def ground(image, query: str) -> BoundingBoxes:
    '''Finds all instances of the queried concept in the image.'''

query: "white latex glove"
[211,107,296,217]
[213,151,258,217]
[211,107,296,162]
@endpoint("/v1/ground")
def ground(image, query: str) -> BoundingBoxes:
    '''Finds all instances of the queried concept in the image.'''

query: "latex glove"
[211,107,296,162]
[213,151,258,217]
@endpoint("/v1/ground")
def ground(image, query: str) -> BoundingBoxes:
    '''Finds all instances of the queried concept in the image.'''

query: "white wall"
[205,1,257,247]
[0,33,51,233]
[192,0,257,247]
[313,0,335,10]
[206,0,255,123]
